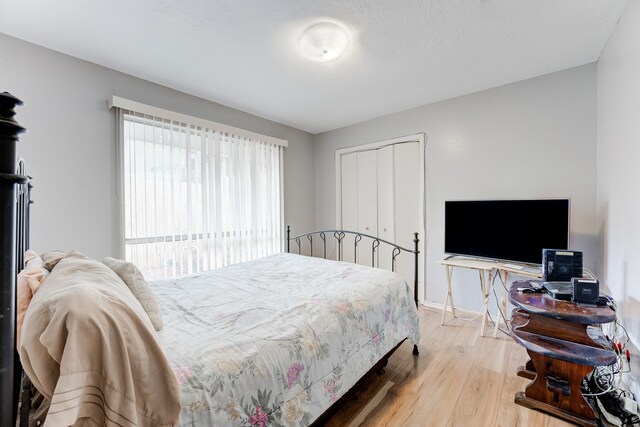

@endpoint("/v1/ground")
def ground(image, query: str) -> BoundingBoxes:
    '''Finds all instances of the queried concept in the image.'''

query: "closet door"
[340,152,359,263]
[377,145,394,270]
[356,150,377,264]
[337,135,424,302]
[394,142,420,283]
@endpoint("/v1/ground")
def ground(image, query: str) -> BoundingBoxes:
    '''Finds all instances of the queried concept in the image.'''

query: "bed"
[155,250,419,426]
[0,93,421,426]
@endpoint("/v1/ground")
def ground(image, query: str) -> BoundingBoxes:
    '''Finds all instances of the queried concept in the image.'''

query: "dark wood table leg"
[515,351,597,427]
[517,359,536,380]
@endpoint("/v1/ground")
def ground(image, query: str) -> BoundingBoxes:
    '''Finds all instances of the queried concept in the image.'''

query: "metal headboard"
[286,225,420,301]
[0,92,29,427]
[16,160,32,427]
[286,226,420,356]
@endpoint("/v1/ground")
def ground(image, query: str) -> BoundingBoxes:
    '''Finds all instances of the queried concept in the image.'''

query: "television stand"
[438,256,542,337]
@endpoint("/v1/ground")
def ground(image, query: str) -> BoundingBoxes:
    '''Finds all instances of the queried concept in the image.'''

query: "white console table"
[439,257,542,337]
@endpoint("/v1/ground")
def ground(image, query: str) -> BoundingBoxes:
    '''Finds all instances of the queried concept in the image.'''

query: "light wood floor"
[325,307,574,427]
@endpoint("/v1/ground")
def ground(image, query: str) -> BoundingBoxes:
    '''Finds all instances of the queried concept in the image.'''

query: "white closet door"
[356,150,377,265]
[341,152,358,263]
[377,145,394,270]
[394,142,420,284]
[337,135,424,303]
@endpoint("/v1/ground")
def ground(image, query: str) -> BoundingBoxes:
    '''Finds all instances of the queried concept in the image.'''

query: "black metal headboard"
[286,226,420,356]
[286,226,420,309]
[0,92,30,427]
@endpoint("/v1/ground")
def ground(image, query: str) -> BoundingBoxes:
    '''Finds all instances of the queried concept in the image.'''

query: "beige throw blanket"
[19,254,180,426]
[16,250,49,349]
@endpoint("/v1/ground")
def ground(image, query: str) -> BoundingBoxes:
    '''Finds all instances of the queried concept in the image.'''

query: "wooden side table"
[508,281,616,427]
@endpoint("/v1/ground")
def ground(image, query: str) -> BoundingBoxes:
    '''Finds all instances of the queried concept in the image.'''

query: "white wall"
[0,33,315,259]
[315,64,598,312]
[597,0,640,393]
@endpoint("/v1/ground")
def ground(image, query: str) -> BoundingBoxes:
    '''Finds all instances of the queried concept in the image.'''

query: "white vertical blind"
[114,104,285,280]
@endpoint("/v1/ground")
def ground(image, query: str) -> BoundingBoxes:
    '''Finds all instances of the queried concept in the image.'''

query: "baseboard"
[422,300,483,318]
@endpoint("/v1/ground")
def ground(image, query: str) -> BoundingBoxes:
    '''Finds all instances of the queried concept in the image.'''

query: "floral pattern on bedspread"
[152,253,420,426]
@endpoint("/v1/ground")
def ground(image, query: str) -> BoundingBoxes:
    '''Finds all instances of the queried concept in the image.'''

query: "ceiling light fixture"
[299,22,350,62]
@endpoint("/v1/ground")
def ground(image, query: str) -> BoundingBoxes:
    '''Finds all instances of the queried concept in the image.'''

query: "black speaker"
[542,249,583,282]
[572,278,599,305]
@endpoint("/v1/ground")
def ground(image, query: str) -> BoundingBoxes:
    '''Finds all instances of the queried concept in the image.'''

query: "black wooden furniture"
[0,92,30,427]
[509,280,616,426]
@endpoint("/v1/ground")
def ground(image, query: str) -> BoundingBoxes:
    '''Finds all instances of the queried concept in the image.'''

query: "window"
[110,97,286,279]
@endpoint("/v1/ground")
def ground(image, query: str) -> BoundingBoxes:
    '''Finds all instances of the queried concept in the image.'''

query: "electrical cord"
[580,320,640,425]
[484,270,511,337]
[486,311,511,338]
[452,312,485,322]
[583,267,597,279]
[492,270,511,336]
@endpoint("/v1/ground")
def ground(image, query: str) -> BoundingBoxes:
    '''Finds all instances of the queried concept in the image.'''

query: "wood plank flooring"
[324,307,573,427]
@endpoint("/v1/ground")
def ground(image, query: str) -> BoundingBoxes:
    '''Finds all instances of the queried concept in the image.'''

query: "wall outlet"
[622,396,638,415]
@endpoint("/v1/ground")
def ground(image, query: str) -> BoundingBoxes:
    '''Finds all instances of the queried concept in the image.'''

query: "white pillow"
[102,257,163,331]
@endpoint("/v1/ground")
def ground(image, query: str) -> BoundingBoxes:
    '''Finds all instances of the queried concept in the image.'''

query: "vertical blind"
[112,98,286,280]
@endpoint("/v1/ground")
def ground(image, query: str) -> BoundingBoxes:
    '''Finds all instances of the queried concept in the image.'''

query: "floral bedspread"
[152,253,420,426]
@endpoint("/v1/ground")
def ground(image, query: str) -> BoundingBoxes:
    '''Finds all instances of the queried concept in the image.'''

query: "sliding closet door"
[336,134,425,302]
[377,145,395,270]
[356,150,377,265]
[356,150,377,235]
[341,152,359,263]
[394,142,420,283]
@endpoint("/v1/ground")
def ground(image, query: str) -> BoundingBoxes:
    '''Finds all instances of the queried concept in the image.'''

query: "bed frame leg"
[377,358,389,375]
[413,344,419,356]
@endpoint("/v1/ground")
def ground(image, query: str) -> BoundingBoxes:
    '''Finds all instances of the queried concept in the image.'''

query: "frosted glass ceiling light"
[299,22,350,62]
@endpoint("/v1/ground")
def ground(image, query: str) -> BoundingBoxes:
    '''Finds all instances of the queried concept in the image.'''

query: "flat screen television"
[444,199,570,264]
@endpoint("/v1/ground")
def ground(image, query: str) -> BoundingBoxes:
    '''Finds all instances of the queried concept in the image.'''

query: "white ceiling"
[0,0,628,134]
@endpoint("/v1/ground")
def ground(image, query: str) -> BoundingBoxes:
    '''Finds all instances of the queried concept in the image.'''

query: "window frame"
[110,96,287,278]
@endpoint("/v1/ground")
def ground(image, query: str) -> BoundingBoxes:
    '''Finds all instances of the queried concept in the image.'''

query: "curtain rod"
[108,95,288,147]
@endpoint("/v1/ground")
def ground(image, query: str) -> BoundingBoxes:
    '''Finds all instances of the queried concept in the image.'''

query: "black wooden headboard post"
[413,232,419,309]
[286,225,290,253]
[0,92,26,427]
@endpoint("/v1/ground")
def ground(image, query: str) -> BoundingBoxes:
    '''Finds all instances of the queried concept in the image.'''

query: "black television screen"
[444,199,570,264]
